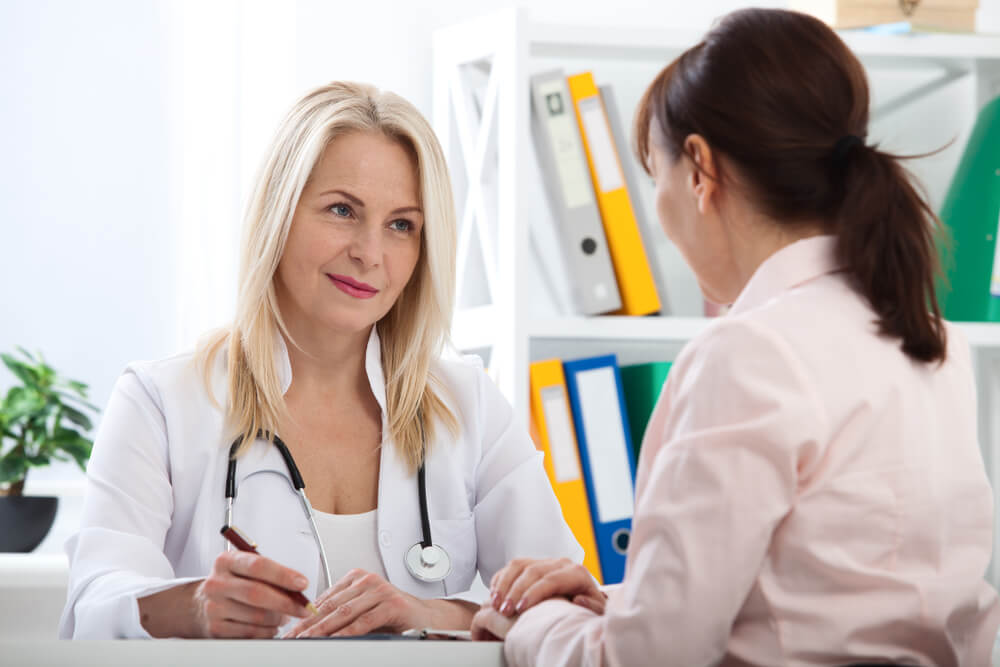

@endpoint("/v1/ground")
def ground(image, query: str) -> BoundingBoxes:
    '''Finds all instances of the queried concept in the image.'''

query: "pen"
[220,524,318,615]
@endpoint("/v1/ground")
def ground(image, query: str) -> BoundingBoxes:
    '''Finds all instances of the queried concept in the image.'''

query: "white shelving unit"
[433,7,1000,406]
[433,9,1000,584]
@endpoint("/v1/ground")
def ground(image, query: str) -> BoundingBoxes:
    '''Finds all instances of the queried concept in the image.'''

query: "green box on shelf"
[619,361,672,462]
[937,94,1000,322]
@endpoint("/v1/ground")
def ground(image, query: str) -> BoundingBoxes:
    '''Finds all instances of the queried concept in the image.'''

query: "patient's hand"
[471,605,516,641]
[488,557,607,618]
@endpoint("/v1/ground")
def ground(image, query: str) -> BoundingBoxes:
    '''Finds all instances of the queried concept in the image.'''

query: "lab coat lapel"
[230,438,323,597]
[368,327,447,598]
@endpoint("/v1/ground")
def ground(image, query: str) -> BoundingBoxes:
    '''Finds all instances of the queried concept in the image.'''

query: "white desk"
[0,640,505,666]
[0,556,505,664]
[0,554,68,640]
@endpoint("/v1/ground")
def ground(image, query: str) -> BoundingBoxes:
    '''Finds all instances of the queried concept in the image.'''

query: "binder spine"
[568,72,661,317]
[530,71,622,316]
[530,359,604,582]
[563,354,637,584]
[599,84,671,316]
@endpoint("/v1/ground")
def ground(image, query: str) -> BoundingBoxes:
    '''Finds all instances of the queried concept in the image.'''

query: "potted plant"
[0,348,98,552]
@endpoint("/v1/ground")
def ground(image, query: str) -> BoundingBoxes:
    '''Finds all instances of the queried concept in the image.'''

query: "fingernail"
[492,593,502,610]
[500,599,512,615]
[515,599,525,613]
[294,576,308,589]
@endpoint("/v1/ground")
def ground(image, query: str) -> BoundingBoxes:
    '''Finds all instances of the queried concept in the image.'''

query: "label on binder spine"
[541,385,583,483]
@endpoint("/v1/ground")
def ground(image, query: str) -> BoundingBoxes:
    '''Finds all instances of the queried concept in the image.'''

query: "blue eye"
[390,219,413,232]
[330,203,352,217]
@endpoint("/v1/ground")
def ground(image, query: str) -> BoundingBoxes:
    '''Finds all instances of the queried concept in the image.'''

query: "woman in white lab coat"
[471,9,1000,666]
[59,81,581,639]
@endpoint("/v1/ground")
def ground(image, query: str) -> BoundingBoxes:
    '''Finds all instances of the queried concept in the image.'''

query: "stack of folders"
[529,70,669,318]
[529,356,672,585]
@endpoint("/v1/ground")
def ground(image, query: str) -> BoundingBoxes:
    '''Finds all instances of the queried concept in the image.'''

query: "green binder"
[619,361,672,461]
[937,95,1000,321]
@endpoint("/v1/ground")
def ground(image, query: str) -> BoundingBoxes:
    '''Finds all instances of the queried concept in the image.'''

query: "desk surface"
[0,554,68,587]
[0,639,506,666]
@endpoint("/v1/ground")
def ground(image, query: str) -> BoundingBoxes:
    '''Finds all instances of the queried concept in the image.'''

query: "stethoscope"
[223,417,451,589]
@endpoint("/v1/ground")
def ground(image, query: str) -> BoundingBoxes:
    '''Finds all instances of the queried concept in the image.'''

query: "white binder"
[530,70,621,316]
[599,84,671,316]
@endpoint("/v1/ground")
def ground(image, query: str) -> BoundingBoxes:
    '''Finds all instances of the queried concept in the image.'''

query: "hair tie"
[832,134,864,167]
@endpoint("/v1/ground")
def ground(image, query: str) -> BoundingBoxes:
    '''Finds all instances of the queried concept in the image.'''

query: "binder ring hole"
[581,238,597,255]
[612,528,630,555]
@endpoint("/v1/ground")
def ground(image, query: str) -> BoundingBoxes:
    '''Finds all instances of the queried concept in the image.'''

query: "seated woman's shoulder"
[430,351,500,418]
[119,346,217,405]
[432,351,487,387]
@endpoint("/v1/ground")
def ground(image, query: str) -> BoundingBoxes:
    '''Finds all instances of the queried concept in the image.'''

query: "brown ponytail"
[835,143,947,362]
[635,8,947,363]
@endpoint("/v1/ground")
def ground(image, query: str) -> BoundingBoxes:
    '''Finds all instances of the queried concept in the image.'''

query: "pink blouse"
[506,235,1000,666]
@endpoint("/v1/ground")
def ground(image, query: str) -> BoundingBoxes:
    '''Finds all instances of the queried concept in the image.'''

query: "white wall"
[292,0,785,116]
[0,0,994,498]
[0,0,175,467]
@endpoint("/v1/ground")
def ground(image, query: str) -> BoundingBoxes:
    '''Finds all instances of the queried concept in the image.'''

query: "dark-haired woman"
[471,8,1000,666]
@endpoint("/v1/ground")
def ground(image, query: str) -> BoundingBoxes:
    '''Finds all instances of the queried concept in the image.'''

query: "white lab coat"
[59,328,582,638]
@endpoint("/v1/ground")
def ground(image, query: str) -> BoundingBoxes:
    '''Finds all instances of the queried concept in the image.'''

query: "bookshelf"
[433,7,1000,405]
[433,8,1000,584]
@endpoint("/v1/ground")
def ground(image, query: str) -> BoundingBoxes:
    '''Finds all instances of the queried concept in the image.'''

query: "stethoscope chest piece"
[405,542,451,582]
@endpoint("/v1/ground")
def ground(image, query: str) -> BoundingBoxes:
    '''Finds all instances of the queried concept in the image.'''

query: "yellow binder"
[529,359,603,582]
[567,72,661,316]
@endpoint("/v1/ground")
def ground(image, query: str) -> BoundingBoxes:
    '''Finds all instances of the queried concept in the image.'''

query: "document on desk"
[293,629,471,641]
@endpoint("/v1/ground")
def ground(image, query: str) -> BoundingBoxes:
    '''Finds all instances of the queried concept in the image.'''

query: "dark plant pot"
[0,496,59,552]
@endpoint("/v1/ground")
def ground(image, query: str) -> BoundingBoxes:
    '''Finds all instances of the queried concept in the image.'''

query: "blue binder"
[562,354,637,584]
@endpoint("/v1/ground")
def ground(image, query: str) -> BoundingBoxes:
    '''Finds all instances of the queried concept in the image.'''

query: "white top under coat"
[59,327,582,639]
[312,508,388,587]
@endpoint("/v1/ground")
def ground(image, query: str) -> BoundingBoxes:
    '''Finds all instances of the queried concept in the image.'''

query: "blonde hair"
[200,81,458,472]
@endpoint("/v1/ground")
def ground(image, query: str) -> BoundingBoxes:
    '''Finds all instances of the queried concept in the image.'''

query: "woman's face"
[275,130,423,338]
[647,121,741,306]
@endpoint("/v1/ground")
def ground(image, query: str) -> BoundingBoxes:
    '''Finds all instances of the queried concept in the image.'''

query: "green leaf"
[4,386,46,421]
[60,437,92,471]
[66,380,89,396]
[1,354,41,389]
[26,451,51,466]
[35,363,56,387]
[49,425,81,443]
[0,456,29,486]
[60,404,93,431]
[55,390,99,413]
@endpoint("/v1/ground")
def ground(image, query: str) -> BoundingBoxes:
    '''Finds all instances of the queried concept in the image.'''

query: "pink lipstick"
[327,273,379,299]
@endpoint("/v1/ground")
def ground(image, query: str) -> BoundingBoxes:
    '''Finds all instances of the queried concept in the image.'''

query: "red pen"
[220,524,318,614]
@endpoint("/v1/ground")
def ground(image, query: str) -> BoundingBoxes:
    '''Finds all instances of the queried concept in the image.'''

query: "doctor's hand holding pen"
[471,557,607,641]
[137,549,313,638]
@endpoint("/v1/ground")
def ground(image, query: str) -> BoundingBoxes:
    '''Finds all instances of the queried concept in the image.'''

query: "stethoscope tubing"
[225,433,335,589]
[224,426,447,588]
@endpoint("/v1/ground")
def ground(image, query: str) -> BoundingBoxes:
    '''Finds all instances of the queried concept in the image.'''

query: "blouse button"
[379,530,391,548]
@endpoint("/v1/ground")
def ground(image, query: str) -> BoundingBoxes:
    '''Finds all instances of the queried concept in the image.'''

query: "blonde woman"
[59,82,582,639]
